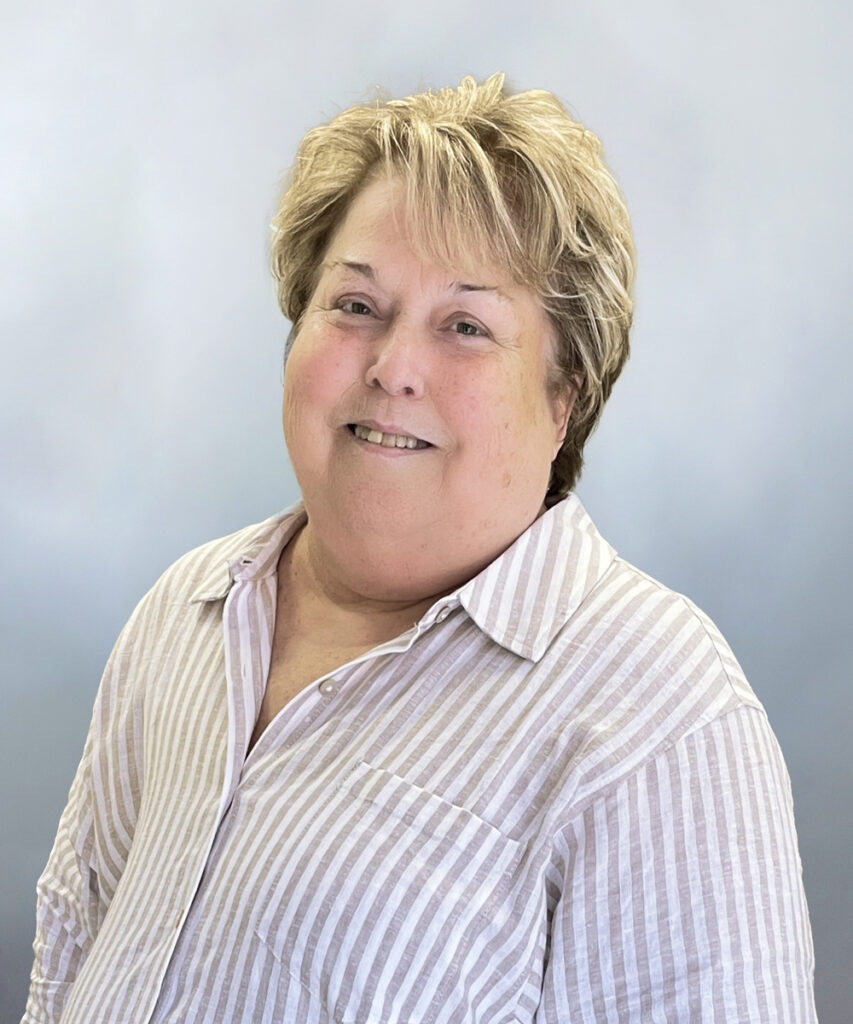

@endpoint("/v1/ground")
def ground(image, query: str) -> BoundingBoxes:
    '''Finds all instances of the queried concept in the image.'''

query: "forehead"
[324,173,523,292]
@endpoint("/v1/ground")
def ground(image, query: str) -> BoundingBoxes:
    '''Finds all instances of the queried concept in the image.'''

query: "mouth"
[348,423,432,450]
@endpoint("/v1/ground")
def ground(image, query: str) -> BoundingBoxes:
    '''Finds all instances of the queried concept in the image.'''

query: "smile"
[349,424,431,450]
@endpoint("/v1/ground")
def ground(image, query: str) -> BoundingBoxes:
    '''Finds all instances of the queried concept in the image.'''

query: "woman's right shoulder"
[137,504,303,610]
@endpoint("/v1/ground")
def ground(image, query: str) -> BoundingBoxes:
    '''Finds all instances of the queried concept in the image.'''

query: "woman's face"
[282,176,573,600]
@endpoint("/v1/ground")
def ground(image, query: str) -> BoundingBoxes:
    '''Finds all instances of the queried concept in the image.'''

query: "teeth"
[353,424,424,449]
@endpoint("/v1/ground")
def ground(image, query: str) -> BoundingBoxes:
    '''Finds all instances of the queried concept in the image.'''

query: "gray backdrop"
[2,1,850,1020]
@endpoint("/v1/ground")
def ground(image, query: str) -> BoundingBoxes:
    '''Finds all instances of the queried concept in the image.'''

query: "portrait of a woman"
[22,74,817,1024]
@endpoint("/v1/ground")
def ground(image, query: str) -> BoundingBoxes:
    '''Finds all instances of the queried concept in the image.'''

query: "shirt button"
[436,607,450,623]
[319,680,337,696]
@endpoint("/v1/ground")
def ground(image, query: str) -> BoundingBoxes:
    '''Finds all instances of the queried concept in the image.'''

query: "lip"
[346,419,434,448]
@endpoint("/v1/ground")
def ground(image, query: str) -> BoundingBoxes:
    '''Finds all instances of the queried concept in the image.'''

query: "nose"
[364,322,425,398]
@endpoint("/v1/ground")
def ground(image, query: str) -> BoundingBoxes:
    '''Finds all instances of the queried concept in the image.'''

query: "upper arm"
[23,603,148,1023]
[25,734,102,1023]
[537,707,816,1023]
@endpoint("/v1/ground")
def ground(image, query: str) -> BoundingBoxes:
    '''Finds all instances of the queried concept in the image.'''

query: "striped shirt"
[24,494,817,1023]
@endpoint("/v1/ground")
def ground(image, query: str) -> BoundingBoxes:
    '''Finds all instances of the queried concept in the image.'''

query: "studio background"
[2,1,850,1020]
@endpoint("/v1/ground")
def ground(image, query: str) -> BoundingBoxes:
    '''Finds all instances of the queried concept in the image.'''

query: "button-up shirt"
[23,495,817,1023]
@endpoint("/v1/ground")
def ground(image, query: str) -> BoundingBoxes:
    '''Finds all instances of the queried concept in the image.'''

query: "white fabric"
[23,495,817,1023]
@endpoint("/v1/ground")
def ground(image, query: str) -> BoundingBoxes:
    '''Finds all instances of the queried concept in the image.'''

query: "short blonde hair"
[271,73,635,498]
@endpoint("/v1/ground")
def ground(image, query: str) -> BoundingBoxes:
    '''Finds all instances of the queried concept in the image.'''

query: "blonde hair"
[270,73,635,498]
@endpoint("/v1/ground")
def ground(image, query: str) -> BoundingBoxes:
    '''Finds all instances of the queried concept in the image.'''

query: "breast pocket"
[255,761,526,1024]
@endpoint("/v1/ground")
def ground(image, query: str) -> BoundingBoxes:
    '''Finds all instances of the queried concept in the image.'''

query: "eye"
[450,319,484,337]
[340,299,374,316]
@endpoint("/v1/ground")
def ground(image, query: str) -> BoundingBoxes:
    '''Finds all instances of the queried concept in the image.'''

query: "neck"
[280,522,447,646]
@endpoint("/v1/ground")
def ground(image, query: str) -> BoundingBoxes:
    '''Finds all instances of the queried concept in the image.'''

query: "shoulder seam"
[556,702,772,841]
[610,555,750,709]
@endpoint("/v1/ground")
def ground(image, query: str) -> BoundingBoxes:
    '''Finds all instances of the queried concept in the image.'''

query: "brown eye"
[452,320,481,336]
[341,300,373,316]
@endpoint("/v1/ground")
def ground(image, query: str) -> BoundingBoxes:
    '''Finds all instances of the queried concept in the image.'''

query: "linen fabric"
[23,495,817,1023]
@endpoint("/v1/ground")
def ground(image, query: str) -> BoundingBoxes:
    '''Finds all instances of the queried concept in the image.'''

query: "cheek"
[446,387,525,481]
[285,342,353,419]
[462,381,556,488]
[281,358,328,460]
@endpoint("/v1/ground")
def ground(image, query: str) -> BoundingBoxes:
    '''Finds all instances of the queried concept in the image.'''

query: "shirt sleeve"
[23,733,102,1024]
[536,705,817,1023]
[22,613,145,1024]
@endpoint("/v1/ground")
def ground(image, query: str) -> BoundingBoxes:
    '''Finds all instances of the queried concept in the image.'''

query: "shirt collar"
[189,503,307,603]
[187,495,616,662]
[456,493,617,662]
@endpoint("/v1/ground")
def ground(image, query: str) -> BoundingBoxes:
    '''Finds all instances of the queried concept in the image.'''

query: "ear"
[549,374,582,457]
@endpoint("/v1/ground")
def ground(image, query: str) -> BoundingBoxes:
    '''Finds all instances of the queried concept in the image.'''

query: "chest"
[249,635,376,749]
[137,609,571,1021]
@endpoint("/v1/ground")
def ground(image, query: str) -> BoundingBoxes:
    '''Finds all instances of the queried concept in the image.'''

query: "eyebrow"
[325,260,511,301]
[326,259,375,279]
[451,281,514,304]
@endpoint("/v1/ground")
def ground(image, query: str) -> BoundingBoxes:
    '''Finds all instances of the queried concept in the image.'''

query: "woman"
[24,74,816,1023]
